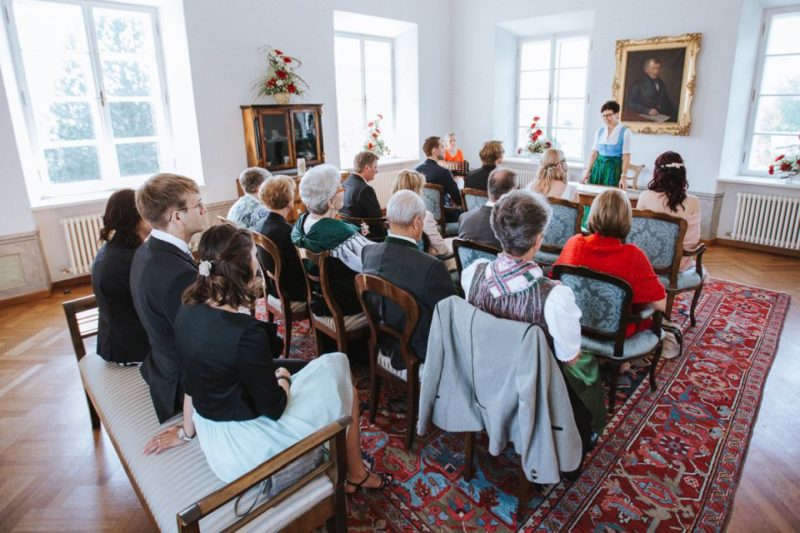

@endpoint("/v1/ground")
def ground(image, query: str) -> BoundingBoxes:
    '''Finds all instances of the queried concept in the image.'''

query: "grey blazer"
[417,295,582,484]
[458,205,501,249]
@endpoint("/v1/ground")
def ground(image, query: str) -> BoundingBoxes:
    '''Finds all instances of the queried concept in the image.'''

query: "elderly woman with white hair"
[291,164,373,316]
[362,190,456,370]
[227,167,272,230]
[461,189,606,444]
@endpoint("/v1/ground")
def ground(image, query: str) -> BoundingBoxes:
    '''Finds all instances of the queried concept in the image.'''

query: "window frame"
[742,5,800,177]
[333,30,396,165]
[516,32,590,163]
[2,0,174,201]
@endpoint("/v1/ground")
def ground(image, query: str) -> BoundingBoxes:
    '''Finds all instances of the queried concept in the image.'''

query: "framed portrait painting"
[612,33,701,135]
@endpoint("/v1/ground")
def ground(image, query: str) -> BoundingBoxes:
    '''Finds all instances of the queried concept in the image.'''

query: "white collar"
[485,201,495,208]
[387,232,418,246]
[149,229,192,256]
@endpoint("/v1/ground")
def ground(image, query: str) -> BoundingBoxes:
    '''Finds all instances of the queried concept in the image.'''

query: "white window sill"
[717,175,800,190]
[503,156,586,171]
[30,190,118,211]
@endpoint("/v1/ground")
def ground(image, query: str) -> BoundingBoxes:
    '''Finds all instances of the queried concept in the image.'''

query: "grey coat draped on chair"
[417,296,582,484]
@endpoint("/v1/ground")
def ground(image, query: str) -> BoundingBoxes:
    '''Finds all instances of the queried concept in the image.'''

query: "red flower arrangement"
[363,114,389,157]
[256,46,307,97]
[768,135,800,178]
[517,115,554,155]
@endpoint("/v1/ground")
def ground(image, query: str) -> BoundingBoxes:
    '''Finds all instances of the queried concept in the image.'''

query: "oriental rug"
[278,278,789,532]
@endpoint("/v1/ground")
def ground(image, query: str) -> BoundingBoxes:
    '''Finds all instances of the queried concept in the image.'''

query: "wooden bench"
[63,295,349,532]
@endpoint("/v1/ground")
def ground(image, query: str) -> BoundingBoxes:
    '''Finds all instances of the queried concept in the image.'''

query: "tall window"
[333,33,394,166]
[4,0,171,197]
[517,35,590,160]
[745,7,800,174]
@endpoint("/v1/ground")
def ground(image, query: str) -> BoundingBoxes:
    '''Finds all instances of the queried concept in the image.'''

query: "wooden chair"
[460,188,488,212]
[421,183,459,237]
[295,248,370,355]
[438,159,469,177]
[63,294,101,429]
[354,274,421,451]
[552,265,665,413]
[336,213,388,242]
[452,238,501,282]
[533,198,583,268]
[629,209,706,327]
[251,232,309,358]
[624,163,644,190]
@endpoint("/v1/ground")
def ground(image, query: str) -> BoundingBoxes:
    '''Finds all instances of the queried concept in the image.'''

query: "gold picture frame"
[612,33,701,135]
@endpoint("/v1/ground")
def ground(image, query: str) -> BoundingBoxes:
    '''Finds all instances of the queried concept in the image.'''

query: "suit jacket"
[458,205,501,249]
[361,236,456,369]
[464,164,496,191]
[626,76,676,120]
[130,237,198,422]
[91,242,150,364]
[256,212,307,302]
[416,159,462,208]
[417,296,582,484]
[340,173,386,238]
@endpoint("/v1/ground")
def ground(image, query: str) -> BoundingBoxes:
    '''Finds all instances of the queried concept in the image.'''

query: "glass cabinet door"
[291,110,320,162]
[260,112,291,168]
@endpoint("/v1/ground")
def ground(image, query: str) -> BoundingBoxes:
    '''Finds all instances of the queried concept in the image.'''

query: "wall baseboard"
[52,275,91,292]
[0,289,52,309]
[716,238,800,258]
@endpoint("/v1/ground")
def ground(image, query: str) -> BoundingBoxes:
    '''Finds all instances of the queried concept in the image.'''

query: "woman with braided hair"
[530,148,579,202]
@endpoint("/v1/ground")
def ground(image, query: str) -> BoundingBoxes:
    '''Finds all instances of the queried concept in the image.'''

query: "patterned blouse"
[227,194,269,231]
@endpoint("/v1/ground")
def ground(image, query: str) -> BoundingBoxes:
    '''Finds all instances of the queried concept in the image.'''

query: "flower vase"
[273,93,290,105]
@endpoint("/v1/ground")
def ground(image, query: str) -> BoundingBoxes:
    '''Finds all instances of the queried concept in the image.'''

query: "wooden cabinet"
[241,104,325,172]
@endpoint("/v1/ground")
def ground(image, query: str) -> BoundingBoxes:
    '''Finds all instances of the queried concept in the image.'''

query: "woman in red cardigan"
[555,189,667,337]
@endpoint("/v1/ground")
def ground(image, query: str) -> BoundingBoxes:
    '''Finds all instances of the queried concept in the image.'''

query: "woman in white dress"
[529,148,579,202]
[143,224,390,493]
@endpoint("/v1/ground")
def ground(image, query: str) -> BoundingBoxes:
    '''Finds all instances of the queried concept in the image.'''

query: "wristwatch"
[177,425,195,442]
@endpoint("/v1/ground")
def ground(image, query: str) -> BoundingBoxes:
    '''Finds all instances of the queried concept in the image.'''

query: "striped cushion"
[267,294,308,315]
[312,312,368,333]
[78,353,333,533]
[377,351,424,382]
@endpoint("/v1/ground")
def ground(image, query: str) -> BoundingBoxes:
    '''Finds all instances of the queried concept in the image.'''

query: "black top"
[91,241,150,364]
[458,205,501,249]
[256,212,307,302]
[130,237,198,423]
[464,164,496,191]
[176,304,286,422]
[340,173,386,239]
[361,236,456,369]
[415,158,462,208]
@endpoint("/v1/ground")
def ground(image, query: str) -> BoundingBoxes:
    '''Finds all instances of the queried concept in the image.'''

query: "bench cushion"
[79,353,333,533]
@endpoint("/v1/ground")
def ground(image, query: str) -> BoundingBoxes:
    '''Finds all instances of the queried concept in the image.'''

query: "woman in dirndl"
[581,100,631,190]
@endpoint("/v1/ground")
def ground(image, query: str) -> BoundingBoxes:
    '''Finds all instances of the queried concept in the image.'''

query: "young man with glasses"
[581,101,632,190]
[131,173,205,423]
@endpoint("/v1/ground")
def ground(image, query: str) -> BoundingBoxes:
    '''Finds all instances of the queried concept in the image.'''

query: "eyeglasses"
[180,200,204,212]
[601,112,617,118]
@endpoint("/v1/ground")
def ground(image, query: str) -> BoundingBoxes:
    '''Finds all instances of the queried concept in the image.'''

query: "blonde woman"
[391,170,452,258]
[530,148,579,202]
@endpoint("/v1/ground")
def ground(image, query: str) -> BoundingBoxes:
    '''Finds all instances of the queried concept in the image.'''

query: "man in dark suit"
[465,140,504,191]
[626,57,677,121]
[362,190,456,370]
[131,173,203,423]
[415,136,462,222]
[458,168,517,249]
[340,151,386,239]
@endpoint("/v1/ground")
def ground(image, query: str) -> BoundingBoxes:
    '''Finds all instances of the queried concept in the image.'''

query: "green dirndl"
[562,353,607,433]
[589,154,623,187]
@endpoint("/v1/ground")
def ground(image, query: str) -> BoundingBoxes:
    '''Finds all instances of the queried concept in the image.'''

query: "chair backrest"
[216,215,238,228]
[340,170,350,182]
[551,265,632,357]
[295,247,345,326]
[461,188,489,212]
[355,274,421,370]
[336,213,387,242]
[452,238,501,280]
[541,198,583,253]
[625,164,644,190]
[628,209,687,284]
[62,295,99,361]
[251,231,283,294]
[422,183,445,225]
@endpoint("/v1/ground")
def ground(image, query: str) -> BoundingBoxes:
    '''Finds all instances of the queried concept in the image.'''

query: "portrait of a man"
[612,33,701,135]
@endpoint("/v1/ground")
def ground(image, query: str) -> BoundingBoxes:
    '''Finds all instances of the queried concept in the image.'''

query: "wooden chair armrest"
[63,294,98,315]
[682,243,706,278]
[177,415,351,531]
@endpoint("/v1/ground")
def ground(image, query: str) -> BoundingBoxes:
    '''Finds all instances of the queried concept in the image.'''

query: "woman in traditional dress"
[530,148,579,202]
[581,101,631,190]
[291,164,373,316]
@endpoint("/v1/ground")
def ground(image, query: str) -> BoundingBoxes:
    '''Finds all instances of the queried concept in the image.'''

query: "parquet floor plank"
[0,248,796,532]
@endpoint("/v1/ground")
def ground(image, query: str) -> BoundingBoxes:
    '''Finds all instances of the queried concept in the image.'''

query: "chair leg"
[404,379,416,451]
[369,373,381,424]
[650,343,663,392]
[282,319,293,359]
[517,466,531,524]
[313,328,325,357]
[690,284,703,327]
[86,392,100,430]
[608,363,620,414]
[665,292,676,322]
[463,432,475,481]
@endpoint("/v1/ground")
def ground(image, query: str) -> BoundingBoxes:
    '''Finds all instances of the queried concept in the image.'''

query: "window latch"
[99,90,106,106]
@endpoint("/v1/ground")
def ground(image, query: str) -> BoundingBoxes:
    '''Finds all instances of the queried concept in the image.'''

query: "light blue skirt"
[193,352,353,482]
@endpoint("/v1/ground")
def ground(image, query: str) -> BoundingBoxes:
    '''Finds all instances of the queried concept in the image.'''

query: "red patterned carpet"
[280,278,789,532]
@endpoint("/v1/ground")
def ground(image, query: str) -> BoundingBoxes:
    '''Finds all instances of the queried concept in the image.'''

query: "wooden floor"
[0,245,797,532]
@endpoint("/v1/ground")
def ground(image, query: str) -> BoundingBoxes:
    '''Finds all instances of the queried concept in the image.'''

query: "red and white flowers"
[363,114,390,157]
[517,116,553,156]
[768,137,800,179]
[257,46,307,97]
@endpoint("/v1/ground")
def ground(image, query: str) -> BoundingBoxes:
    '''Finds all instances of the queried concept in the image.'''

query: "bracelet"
[277,375,292,386]
[177,425,195,442]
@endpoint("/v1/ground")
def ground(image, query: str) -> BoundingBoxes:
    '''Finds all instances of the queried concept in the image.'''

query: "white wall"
[0,0,452,281]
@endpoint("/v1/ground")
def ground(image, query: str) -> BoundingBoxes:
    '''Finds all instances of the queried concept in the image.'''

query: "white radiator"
[731,192,800,250]
[372,168,405,206]
[61,213,104,275]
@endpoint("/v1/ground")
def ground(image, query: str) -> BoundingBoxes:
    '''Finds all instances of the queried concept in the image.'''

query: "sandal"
[345,471,392,493]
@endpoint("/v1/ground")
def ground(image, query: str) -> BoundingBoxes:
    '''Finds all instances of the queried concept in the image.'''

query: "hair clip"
[661,162,684,169]
[198,260,213,277]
